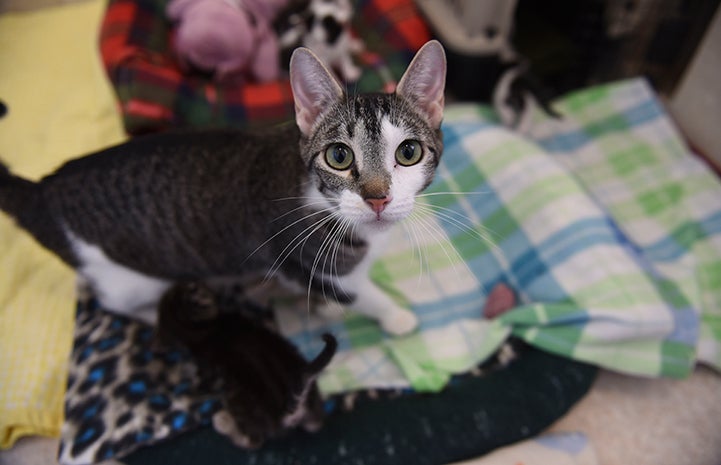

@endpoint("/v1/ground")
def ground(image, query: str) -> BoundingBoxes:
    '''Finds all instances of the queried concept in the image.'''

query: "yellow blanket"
[0,0,125,448]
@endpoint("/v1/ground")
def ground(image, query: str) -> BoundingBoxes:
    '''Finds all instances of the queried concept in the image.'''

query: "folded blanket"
[526,78,721,373]
[0,0,126,448]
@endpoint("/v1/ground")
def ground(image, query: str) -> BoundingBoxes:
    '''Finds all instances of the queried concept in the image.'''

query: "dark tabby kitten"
[0,41,446,334]
[157,281,337,449]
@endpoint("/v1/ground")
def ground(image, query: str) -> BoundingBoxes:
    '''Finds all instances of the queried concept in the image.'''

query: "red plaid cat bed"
[99,0,432,134]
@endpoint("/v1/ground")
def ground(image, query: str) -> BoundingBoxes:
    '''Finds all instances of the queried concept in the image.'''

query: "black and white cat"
[276,0,364,82]
[0,40,446,335]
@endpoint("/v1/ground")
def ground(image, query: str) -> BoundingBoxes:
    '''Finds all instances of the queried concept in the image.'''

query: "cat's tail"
[306,333,338,376]
[0,160,77,265]
[0,160,39,222]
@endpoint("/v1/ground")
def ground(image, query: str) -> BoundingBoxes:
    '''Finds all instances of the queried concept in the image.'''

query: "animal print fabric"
[59,294,525,465]
[59,298,222,465]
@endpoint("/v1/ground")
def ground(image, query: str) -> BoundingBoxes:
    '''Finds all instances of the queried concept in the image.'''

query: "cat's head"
[289,41,446,235]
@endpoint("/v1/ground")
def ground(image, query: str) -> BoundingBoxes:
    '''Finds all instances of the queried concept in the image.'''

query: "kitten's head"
[290,41,446,235]
[155,282,219,347]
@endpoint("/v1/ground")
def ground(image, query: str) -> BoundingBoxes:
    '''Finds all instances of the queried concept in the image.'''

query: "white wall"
[669,7,721,168]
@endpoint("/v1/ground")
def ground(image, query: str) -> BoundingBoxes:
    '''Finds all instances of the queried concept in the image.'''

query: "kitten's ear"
[396,40,447,129]
[290,47,345,136]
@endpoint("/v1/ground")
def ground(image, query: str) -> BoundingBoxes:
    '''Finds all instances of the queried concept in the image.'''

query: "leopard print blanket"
[59,298,522,465]
[59,299,223,464]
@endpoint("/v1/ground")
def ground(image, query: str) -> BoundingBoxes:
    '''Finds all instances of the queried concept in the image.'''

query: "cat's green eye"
[324,143,354,170]
[395,140,423,166]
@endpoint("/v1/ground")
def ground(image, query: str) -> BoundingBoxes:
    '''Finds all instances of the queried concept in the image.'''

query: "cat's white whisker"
[427,205,503,245]
[314,226,338,306]
[271,196,328,202]
[333,219,355,300]
[264,212,338,282]
[243,206,337,267]
[320,219,352,304]
[405,212,429,280]
[270,201,334,223]
[416,190,492,198]
[401,219,428,289]
[414,202,503,255]
[415,202,494,238]
[320,220,350,308]
[409,210,474,282]
[269,212,339,280]
[305,216,347,311]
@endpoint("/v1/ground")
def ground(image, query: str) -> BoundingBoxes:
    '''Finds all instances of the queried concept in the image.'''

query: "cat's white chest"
[320,228,419,335]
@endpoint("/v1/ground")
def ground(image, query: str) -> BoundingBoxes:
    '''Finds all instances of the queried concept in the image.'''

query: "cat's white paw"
[315,301,346,321]
[380,308,418,336]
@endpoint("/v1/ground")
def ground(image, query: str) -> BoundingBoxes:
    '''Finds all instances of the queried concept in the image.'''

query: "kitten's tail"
[0,160,77,265]
[306,333,338,376]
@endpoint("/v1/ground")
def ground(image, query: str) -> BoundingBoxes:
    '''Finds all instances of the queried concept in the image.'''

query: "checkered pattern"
[528,78,721,376]
[276,79,721,395]
[99,0,431,134]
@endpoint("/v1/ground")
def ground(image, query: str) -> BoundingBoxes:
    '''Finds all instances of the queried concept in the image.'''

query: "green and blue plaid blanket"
[276,78,721,394]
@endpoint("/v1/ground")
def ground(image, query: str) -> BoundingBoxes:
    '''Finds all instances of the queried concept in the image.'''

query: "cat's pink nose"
[365,196,392,214]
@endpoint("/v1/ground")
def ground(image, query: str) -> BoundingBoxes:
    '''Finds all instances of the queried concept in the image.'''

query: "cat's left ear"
[396,40,447,129]
[290,47,345,136]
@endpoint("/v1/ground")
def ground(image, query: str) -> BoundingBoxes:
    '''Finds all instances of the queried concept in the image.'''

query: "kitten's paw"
[302,416,324,433]
[380,308,418,336]
[212,411,235,436]
[212,411,262,449]
[315,301,346,321]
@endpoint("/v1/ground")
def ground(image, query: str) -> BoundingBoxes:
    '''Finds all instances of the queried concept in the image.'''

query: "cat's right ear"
[289,47,345,136]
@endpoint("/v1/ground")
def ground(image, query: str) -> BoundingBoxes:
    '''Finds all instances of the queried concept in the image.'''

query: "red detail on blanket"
[124,99,174,121]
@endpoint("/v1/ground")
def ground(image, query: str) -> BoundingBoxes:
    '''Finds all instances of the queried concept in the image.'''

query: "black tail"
[0,161,77,266]
[306,333,338,376]
[0,160,40,223]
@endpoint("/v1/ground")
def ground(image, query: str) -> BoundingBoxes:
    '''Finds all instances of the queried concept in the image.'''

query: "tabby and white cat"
[0,40,446,335]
